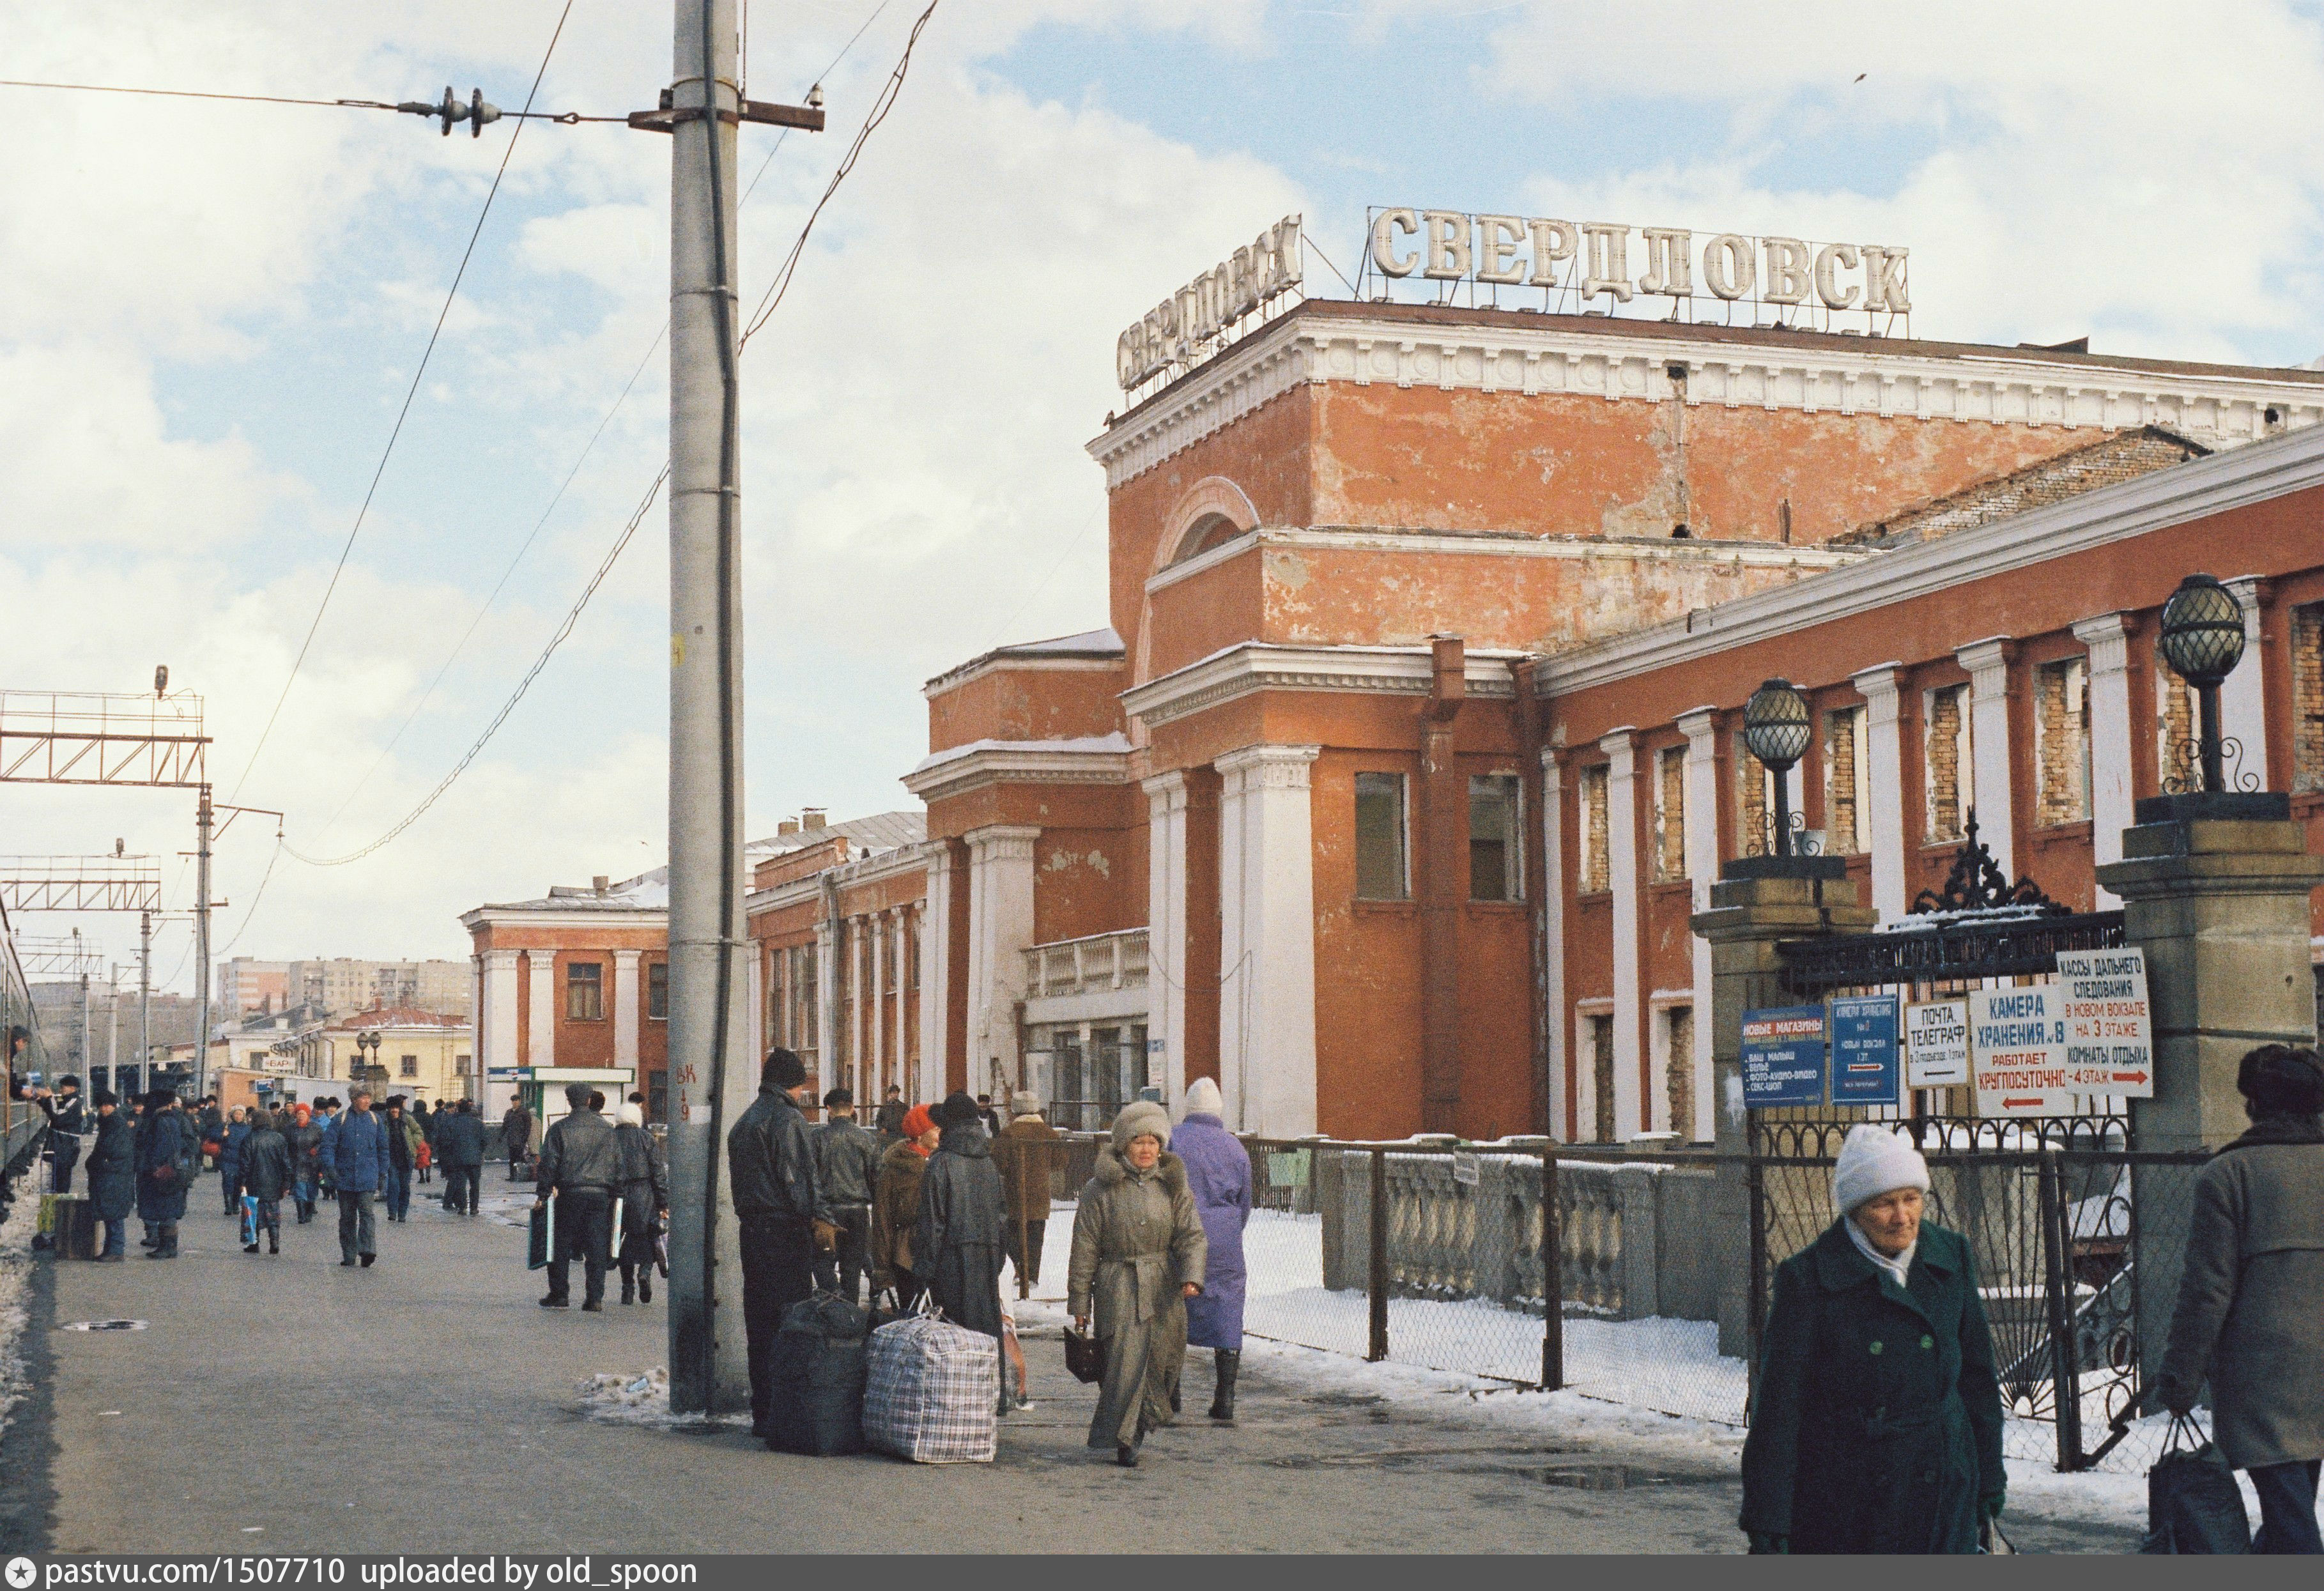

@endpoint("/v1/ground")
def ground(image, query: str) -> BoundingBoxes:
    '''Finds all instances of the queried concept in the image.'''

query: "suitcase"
[59,1197,96,1261]
[527,1202,554,1270]
[861,1306,998,1464]
[767,1293,870,1456]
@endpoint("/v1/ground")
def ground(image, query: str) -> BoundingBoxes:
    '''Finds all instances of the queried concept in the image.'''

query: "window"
[1653,746,1687,882]
[2035,657,2091,826]
[1925,684,1971,843]
[399,1054,419,1078]
[1589,1014,1615,1144]
[2294,603,2323,793]
[1664,1006,1695,1141]
[454,1054,470,1076]
[1823,705,1869,854]
[1468,774,1521,901]
[566,962,604,1022]
[907,916,921,990]
[2155,656,2197,794]
[647,961,668,1021]
[1353,772,1408,900]
[1579,765,1610,891]
[1735,742,1774,858]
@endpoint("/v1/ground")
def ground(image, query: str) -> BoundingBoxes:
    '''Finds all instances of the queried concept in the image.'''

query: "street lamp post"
[2155,573,2246,796]
[1742,679,1813,859]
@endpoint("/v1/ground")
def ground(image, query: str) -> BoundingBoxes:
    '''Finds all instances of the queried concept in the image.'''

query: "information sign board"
[1969,984,2071,1117]
[1743,1005,1827,1108]
[1904,998,1971,1088]
[2054,948,2154,1097]
[1830,994,1902,1106]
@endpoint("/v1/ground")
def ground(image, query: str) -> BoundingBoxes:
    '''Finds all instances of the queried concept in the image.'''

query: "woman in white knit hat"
[1738,1123,2005,1554]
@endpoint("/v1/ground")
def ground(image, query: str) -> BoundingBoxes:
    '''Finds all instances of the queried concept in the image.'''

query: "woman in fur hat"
[1068,1100,1207,1467]
[1739,1123,2005,1553]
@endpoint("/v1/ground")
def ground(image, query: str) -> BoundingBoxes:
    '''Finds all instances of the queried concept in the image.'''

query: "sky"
[8,0,2324,995]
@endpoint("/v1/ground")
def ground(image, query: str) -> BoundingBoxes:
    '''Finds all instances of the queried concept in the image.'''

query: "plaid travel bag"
[861,1303,998,1464]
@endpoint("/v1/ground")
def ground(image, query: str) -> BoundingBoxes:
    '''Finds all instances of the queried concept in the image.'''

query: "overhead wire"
[0,75,619,123]
[225,0,577,806]
[304,0,899,847]
[284,0,939,870]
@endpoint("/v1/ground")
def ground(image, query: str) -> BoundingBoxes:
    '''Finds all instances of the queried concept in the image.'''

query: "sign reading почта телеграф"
[1904,997,1971,1089]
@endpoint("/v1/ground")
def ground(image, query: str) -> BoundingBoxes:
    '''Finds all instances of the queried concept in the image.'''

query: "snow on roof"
[473,811,927,916]
[909,732,1132,777]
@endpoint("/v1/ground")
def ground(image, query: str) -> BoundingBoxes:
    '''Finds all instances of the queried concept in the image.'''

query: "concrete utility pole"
[195,784,213,1099]
[76,927,90,1076]
[105,964,119,1082]
[663,0,753,1419]
[138,911,151,1098]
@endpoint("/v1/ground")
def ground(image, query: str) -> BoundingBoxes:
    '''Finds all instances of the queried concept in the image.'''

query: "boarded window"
[1665,1006,1694,1142]
[2036,657,2092,826]
[566,962,603,1022]
[1823,705,1869,854]
[1925,685,1971,843]
[2293,603,2323,794]
[1735,741,1774,857]
[399,1054,419,1078]
[1590,1014,1615,1144]
[1653,746,1687,882]
[647,961,668,1021]
[1469,774,1521,901]
[1355,772,1408,900]
[1580,766,1610,891]
[2155,656,2197,792]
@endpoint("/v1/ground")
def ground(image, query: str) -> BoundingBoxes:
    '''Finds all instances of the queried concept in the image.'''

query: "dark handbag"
[1063,1324,1104,1385]
[2142,1415,2251,1553]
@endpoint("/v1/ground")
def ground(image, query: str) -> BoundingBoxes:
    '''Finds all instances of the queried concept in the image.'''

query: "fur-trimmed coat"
[1067,1142,1208,1342]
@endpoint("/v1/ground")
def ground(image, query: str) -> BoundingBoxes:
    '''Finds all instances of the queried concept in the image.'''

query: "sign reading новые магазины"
[1117,215,1304,390]
[1366,210,1909,323]
[1743,1005,1827,1108]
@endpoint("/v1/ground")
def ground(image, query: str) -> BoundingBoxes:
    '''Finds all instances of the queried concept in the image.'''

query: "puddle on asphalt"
[1269,1445,1716,1491]
[60,1320,148,1332]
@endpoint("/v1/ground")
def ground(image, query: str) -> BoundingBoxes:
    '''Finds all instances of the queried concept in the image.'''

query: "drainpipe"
[1512,657,1549,1137]
[1420,634,1465,1135]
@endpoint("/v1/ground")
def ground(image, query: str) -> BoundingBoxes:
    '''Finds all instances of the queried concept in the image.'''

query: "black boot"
[1116,1444,1139,1468]
[268,1231,279,1255]
[243,1240,259,1254]
[638,1270,652,1304]
[1209,1349,1240,1422]
[148,1224,178,1259]
[620,1272,635,1306]
[1168,1371,1181,1416]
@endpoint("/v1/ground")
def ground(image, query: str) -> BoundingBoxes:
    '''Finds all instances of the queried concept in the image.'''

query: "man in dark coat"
[287,1105,324,1222]
[133,1090,194,1259]
[2157,1045,2324,1554]
[320,1088,392,1268]
[502,1102,534,1180]
[236,1111,293,1256]
[1740,1125,2004,1554]
[82,1091,135,1261]
[436,1099,487,1215]
[612,1103,667,1306]
[535,1084,622,1310]
[872,1084,907,1146]
[810,1087,883,1304]
[36,1074,88,1194]
[727,1048,831,1439]
[916,1092,1008,1350]
[990,1091,1062,1296]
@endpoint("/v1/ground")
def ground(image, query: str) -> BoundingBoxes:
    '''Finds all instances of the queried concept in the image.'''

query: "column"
[966,825,1040,1100]
[814,918,838,1091]
[1845,665,1907,924]
[870,910,888,1100]
[482,949,519,1111]
[612,949,642,1076]
[525,951,555,1071]
[891,908,910,1095]
[1215,745,1322,1138]
[744,945,764,1084]
[1143,771,1190,1107]
[2222,577,2270,789]
[1677,709,1720,1144]
[920,852,953,1103]
[1957,637,2016,877]
[1601,730,1643,1138]
[2073,613,2134,907]
[1540,753,1567,1141]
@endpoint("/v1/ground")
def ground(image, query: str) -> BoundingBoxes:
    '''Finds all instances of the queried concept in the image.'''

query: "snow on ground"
[0,1158,42,1440]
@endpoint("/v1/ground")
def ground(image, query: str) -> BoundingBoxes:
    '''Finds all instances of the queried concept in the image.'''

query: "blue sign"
[1742,1005,1827,1107]
[1830,994,1902,1106]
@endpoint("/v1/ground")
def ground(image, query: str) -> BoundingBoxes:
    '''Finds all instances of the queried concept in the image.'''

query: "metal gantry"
[0,854,162,914]
[0,691,208,787]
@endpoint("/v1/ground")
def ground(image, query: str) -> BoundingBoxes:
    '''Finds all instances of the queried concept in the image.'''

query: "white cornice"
[901,737,1134,804]
[1123,642,1525,730]
[459,907,665,932]
[1534,417,2324,698]
[1086,305,2324,490]
[923,652,1123,701]
[746,838,941,916]
[1144,523,1859,594]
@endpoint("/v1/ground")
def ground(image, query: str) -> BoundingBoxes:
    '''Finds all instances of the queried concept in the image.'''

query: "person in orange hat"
[872,1103,941,1309]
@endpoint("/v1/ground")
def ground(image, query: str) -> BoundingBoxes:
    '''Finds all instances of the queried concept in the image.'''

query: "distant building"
[216,955,473,1019]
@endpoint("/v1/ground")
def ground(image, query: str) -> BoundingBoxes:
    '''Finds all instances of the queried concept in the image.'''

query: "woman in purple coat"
[1173,1077,1252,1421]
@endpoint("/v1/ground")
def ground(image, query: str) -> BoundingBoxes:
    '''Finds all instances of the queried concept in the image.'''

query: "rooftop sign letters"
[1117,215,1304,391]
[1364,209,1910,325]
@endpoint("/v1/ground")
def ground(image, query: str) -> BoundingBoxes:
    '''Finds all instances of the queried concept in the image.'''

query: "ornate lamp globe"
[2157,574,2243,688]
[1742,679,1812,771]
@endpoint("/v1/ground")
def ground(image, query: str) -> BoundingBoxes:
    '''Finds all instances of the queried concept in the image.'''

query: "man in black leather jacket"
[727,1048,833,1438]
[536,1084,623,1310]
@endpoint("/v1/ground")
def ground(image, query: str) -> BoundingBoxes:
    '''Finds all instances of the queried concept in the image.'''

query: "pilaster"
[1601,729,1642,1137]
[1851,665,1907,923]
[1957,637,2015,877]
[2073,613,2134,907]
[1143,771,1191,1107]
[1677,709,1720,1144]
[1215,744,1322,1137]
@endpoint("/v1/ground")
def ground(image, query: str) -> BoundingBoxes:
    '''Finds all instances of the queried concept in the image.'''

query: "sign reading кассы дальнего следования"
[1365,210,1909,321]
[1117,215,1304,390]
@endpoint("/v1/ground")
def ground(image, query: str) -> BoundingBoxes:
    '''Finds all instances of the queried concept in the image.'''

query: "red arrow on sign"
[2111,1072,2149,1086]
[2003,1096,2045,1109]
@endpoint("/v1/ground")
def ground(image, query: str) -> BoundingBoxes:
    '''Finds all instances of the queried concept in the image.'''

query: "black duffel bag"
[767,1291,871,1456]
[2143,1415,2251,1554]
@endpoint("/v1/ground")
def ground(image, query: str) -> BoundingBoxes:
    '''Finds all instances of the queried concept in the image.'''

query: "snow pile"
[578,1367,682,1427]
[0,1164,42,1439]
